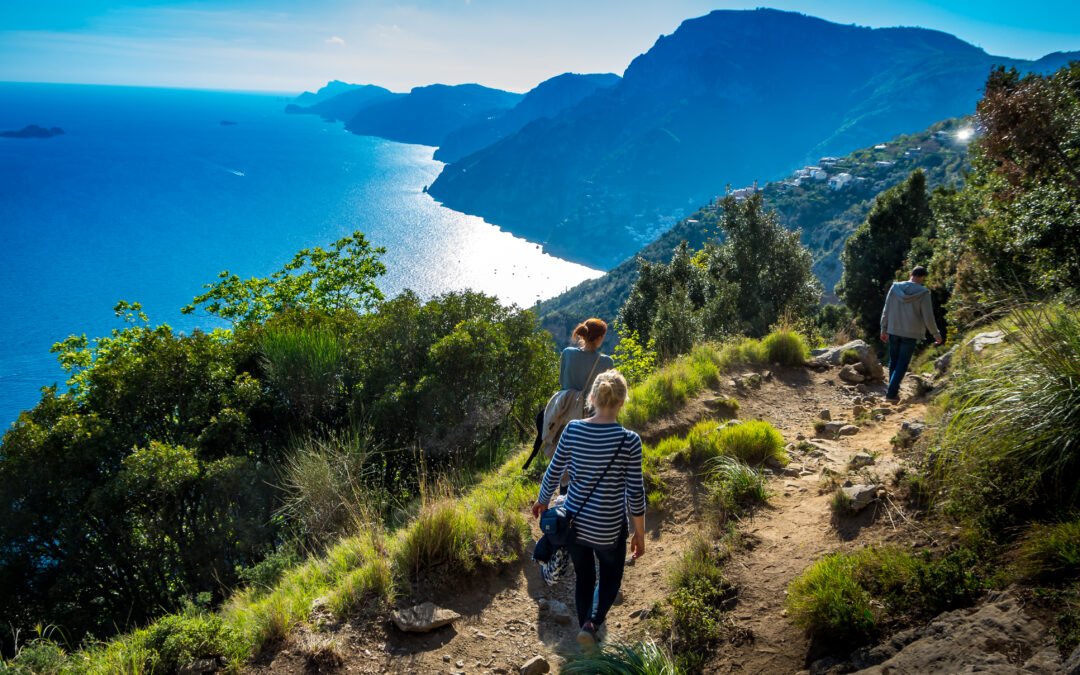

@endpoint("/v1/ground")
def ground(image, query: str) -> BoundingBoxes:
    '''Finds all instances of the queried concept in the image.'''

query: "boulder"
[850,452,875,469]
[391,602,461,633]
[934,347,956,374]
[842,484,879,512]
[820,421,845,436]
[967,330,1005,354]
[839,425,860,436]
[810,340,885,380]
[839,364,865,384]
[520,655,550,675]
[857,592,1063,674]
[819,409,832,421]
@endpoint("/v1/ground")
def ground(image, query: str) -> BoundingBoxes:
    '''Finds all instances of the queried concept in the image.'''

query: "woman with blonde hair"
[532,370,646,647]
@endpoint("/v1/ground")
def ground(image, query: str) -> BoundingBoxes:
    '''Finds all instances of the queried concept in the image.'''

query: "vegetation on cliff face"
[536,118,971,346]
[0,233,555,652]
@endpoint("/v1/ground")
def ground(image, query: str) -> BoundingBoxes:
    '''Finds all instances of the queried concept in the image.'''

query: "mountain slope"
[285,84,400,120]
[428,8,1077,269]
[292,80,366,106]
[433,72,620,163]
[343,83,523,147]
[536,118,970,344]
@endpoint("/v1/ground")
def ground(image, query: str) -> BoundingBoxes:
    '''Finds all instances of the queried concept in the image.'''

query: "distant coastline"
[0,124,64,139]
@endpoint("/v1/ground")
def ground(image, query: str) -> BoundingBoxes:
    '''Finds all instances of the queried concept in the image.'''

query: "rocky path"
[249,362,931,674]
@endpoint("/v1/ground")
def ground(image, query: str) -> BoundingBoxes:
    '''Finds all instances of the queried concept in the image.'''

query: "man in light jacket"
[879,265,943,402]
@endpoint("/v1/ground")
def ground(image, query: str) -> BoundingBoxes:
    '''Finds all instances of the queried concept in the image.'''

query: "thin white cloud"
[325,35,345,46]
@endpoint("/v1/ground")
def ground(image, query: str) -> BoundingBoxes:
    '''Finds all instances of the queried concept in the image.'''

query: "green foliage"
[183,231,387,324]
[786,552,876,646]
[787,546,986,648]
[1,229,555,653]
[935,306,1080,524]
[612,325,658,385]
[713,420,787,466]
[620,338,766,429]
[260,324,346,422]
[4,639,67,675]
[663,536,734,671]
[705,456,769,521]
[563,640,682,675]
[1017,520,1080,583]
[619,196,821,358]
[140,612,242,672]
[836,169,933,337]
[761,329,810,366]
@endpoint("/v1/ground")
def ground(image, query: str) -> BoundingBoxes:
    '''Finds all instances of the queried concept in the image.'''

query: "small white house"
[875,160,895,168]
[875,143,888,150]
[828,172,853,190]
[808,167,828,181]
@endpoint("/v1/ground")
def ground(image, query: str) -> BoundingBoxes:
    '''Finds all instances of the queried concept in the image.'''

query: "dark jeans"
[886,335,918,399]
[566,537,626,628]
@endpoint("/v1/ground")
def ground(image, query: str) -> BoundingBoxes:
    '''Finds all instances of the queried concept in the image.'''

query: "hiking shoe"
[576,621,599,648]
[884,396,901,403]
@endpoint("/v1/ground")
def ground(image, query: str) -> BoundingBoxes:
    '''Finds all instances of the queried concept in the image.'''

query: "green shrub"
[1017,520,1080,582]
[621,340,767,429]
[840,348,861,365]
[236,545,303,595]
[830,488,853,515]
[707,456,769,518]
[786,553,876,646]
[563,640,682,674]
[613,326,659,386]
[141,612,242,672]
[762,330,810,366]
[664,537,734,670]
[261,325,346,422]
[935,307,1080,520]
[715,420,787,465]
[6,640,67,675]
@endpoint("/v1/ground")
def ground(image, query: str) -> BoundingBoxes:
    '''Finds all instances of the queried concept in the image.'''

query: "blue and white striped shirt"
[538,420,646,548]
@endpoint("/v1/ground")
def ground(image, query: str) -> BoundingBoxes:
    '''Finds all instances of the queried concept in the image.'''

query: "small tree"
[183,231,387,324]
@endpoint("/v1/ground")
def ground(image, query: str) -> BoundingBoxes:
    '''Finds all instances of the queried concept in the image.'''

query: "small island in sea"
[0,124,65,139]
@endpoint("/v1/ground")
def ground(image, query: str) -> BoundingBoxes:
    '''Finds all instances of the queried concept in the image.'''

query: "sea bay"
[0,82,602,428]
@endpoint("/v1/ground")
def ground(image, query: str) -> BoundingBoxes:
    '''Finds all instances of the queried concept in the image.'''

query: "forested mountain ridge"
[428,8,1078,269]
[536,118,971,344]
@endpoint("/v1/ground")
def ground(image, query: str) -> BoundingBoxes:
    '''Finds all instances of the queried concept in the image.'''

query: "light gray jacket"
[880,281,941,341]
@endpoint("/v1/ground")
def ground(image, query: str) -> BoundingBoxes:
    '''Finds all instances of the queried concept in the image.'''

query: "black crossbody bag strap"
[567,432,628,529]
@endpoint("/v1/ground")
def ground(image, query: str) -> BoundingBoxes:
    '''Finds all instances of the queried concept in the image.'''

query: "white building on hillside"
[828,172,853,190]
[808,167,828,181]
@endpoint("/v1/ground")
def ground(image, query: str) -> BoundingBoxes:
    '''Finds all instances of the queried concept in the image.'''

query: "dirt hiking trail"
[249,364,931,675]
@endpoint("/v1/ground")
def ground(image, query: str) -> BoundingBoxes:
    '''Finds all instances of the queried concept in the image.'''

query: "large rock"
[820,421,845,436]
[842,484,879,512]
[811,340,885,381]
[391,602,461,632]
[839,424,860,436]
[967,330,1006,354]
[850,452,875,468]
[934,346,956,374]
[839,364,866,384]
[855,592,1062,673]
[545,599,573,625]
[520,655,550,675]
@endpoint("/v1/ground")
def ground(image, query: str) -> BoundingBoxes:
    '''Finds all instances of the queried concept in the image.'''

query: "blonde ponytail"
[588,370,628,410]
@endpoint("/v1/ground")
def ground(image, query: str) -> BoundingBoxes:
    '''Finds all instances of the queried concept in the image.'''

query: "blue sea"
[0,82,601,428]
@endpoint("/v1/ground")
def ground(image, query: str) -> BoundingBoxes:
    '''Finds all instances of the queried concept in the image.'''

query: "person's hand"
[531,501,547,519]
[935,337,944,346]
[630,531,645,559]
[880,332,889,343]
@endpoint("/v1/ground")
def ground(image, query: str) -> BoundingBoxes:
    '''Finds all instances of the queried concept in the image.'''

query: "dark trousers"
[886,335,918,399]
[566,537,626,628]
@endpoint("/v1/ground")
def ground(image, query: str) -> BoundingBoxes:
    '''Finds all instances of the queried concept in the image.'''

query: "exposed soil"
[247,363,1011,675]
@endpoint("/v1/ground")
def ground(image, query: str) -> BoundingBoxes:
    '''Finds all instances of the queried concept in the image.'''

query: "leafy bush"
[935,306,1080,522]
[664,537,734,670]
[563,640,682,674]
[260,325,346,422]
[786,553,876,646]
[1017,520,1080,583]
[715,420,787,465]
[4,640,67,675]
[761,330,810,365]
[612,326,658,385]
[141,612,242,672]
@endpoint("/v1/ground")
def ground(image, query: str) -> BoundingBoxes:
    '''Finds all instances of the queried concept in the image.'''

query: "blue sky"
[1,1,1078,93]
